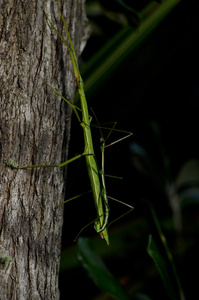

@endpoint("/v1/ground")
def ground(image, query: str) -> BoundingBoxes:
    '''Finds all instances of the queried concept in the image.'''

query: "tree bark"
[0,0,88,299]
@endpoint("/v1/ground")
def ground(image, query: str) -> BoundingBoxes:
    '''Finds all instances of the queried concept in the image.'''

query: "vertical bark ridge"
[0,0,88,299]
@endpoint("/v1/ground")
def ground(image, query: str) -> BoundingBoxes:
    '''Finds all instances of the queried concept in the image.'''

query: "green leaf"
[77,237,130,300]
[147,235,178,300]
[77,0,181,104]
[147,203,185,300]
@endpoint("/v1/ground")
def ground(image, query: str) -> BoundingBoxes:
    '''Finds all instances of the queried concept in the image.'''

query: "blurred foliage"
[59,0,199,299]
[77,237,130,300]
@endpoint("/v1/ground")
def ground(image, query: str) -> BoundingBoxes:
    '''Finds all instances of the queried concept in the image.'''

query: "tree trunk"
[0,0,88,299]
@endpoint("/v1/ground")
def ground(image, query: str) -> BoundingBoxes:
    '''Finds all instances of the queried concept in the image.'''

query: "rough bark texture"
[0,0,88,299]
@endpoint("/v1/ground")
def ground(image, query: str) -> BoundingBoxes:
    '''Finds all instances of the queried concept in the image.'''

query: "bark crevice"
[0,0,88,299]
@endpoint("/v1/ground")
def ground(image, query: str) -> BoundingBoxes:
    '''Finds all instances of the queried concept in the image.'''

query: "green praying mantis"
[6,4,133,246]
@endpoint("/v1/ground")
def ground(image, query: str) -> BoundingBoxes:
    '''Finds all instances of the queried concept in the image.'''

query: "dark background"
[59,1,199,299]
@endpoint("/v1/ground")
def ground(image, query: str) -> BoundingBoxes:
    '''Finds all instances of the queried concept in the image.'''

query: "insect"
[6,3,133,245]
